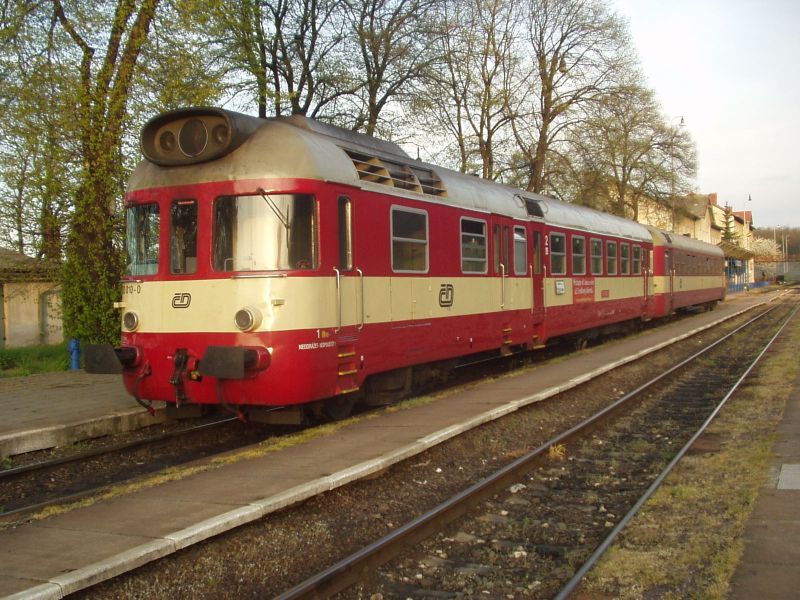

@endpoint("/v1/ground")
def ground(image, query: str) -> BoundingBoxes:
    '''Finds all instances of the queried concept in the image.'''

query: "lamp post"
[670,116,685,233]
[744,194,751,286]
[786,235,790,277]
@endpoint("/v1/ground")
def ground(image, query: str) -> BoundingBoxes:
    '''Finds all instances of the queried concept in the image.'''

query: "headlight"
[179,118,208,157]
[234,306,262,332]
[122,311,140,331]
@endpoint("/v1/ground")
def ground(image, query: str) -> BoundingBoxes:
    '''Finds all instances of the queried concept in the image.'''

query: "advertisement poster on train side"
[573,277,595,303]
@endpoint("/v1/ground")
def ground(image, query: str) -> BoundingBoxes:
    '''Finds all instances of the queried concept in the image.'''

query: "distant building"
[635,192,756,291]
[0,248,63,348]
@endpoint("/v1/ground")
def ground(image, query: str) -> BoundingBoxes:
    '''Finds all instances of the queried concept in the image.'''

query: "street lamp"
[743,194,752,286]
[670,116,685,232]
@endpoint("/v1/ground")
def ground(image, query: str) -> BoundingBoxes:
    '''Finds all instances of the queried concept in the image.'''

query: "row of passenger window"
[549,232,643,277]
[391,207,538,275]
[670,253,723,276]
[390,206,645,278]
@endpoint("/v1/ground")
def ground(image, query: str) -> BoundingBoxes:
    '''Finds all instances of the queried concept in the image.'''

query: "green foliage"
[0,342,69,377]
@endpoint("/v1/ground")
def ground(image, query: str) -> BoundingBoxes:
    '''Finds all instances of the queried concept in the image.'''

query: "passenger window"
[607,241,617,275]
[170,199,197,274]
[550,232,566,275]
[632,245,642,275]
[391,206,428,272]
[590,239,603,275]
[213,193,317,272]
[461,218,487,273]
[513,226,527,275]
[338,196,353,270]
[572,236,586,275]
[620,243,630,275]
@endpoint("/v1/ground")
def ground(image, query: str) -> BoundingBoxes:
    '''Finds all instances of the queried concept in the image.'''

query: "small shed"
[0,248,63,349]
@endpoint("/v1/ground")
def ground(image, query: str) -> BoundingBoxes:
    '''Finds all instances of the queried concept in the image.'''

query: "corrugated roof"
[717,241,755,259]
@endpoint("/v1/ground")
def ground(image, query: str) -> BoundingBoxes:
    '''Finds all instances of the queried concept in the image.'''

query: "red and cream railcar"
[86,107,724,419]
[647,227,726,316]
[535,201,655,343]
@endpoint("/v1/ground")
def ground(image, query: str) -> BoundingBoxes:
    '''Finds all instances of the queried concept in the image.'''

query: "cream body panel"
[544,277,646,307]
[122,276,536,334]
[651,275,726,294]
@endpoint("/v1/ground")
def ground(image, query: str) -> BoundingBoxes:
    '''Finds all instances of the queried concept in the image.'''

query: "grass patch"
[583,316,800,599]
[0,342,69,377]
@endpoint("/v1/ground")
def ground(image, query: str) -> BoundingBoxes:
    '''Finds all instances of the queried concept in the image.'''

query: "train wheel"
[323,393,358,420]
[573,337,589,351]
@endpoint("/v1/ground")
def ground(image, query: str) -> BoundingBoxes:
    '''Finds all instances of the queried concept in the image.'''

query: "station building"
[0,248,63,349]
[633,192,756,293]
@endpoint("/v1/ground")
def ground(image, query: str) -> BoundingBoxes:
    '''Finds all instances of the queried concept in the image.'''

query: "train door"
[491,215,513,311]
[332,195,363,397]
[529,224,545,325]
[642,248,653,319]
[665,250,675,313]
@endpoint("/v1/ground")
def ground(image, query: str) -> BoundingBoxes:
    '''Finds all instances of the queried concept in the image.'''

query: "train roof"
[647,227,725,257]
[130,108,649,243]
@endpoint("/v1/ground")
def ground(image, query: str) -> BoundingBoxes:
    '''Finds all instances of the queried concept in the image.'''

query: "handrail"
[530,264,534,315]
[333,267,341,332]
[500,263,506,309]
[356,268,365,330]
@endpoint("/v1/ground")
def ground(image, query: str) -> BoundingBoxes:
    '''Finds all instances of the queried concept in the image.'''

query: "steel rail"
[275,302,786,599]
[0,416,238,481]
[0,416,241,519]
[554,301,800,599]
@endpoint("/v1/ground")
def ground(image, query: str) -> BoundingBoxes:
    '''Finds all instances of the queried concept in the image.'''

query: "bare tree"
[563,85,696,222]
[417,0,524,178]
[511,0,633,193]
[197,0,357,119]
[345,0,441,135]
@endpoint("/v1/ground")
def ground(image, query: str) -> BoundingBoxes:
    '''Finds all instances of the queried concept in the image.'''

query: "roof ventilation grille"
[343,148,447,198]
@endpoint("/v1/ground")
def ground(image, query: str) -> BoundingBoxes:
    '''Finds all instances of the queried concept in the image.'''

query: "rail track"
[0,310,678,523]
[276,295,799,599]
[0,415,270,519]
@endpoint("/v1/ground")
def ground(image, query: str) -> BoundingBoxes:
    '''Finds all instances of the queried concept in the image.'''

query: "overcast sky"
[611,0,800,230]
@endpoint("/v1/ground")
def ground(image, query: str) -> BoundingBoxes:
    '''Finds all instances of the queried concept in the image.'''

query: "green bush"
[0,342,69,377]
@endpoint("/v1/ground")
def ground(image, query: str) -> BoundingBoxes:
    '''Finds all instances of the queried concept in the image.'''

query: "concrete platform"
[729,364,800,599]
[0,372,166,458]
[0,290,789,599]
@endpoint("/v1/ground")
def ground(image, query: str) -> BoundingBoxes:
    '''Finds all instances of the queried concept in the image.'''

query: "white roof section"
[647,227,725,257]
[128,109,651,244]
[534,196,652,242]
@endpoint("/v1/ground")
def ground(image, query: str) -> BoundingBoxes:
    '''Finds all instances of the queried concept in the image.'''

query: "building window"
[391,206,428,272]
[550,232,566,275]
[572,235,586,275]
[461,218,487,273]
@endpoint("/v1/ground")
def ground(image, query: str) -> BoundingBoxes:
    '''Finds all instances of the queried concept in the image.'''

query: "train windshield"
[125,203,160,276]
[212,194,317,272]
